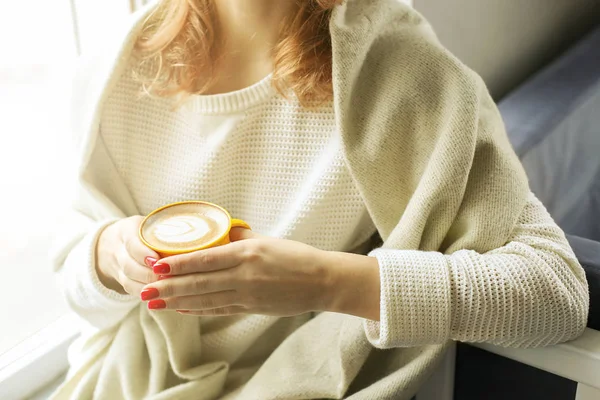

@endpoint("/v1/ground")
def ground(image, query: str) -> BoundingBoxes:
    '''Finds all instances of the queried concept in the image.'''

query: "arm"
[50,186,140,330]
[134,193,587,351]
[330,191,588,349]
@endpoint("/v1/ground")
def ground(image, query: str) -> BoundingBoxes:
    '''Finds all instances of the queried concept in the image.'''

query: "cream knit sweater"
[50,0,589,398]
[63,70,378,368]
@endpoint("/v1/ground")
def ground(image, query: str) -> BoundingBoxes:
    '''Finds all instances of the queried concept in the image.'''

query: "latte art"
[141,202,231,253]
[152,215,212,244]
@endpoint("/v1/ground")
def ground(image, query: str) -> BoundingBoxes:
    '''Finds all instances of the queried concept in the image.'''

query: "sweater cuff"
[363,249,452,348]
[60,219,139,328]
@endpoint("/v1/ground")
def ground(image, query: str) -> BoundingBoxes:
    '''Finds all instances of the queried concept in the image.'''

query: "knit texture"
[99,68,375,367]
[49,0,588,399]
[100,71,375,251]
[365,192,588,349]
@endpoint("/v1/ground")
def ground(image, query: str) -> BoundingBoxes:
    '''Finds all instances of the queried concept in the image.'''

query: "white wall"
[414,0,600,99]
[0,0,76,356]
[0,0,76,66]
[72,0,132,53]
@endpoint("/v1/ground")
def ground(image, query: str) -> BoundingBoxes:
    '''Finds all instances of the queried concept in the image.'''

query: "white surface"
[472,328,600,389]
[576,384,600,400]
[28,373,66,400]
[0,0,76,65]
[416,342,455,400]
[0,0,77,357]
[0,314,79,400]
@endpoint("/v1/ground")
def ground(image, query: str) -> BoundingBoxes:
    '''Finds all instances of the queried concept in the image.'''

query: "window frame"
[0,0,132,396]
[0,314,80,399]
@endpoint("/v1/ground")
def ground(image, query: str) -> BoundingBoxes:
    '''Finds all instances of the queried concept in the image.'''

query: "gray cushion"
[499,26,600,241]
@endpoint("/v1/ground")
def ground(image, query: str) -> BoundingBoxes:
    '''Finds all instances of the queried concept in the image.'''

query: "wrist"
[321,251,381,321]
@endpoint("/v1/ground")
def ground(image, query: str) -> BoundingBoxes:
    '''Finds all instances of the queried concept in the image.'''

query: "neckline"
[185,73,275,114]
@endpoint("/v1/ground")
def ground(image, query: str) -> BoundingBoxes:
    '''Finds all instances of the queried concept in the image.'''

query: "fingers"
[120,217,160,284]
[116,275,146,296]
[116,248,157,285]
[98,215,158,296]
[124,234,160,268]
[157,242,245,276]
[149,291,242,311]
[177,306,247,316]
[143,269,235,298]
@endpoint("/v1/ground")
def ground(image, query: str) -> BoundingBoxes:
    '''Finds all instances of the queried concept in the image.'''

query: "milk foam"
[152,214,212,244]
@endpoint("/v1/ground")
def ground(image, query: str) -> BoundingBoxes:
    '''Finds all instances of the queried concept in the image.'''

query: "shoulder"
[331,0,484,106]
[329,1,508,165]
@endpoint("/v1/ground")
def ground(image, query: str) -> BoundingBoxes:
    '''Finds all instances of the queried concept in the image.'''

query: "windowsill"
[28,373,66,400]
[0,314,80,399]
[471,328,600,389]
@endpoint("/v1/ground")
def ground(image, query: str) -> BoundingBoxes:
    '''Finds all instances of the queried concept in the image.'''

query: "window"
[0,0,76,357]
[0,0,134,397]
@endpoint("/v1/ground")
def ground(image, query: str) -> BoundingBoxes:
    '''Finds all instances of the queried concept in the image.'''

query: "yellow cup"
[139,201,250,257]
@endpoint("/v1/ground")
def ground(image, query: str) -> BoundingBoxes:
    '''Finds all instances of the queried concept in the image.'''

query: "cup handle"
[231,218,251,231]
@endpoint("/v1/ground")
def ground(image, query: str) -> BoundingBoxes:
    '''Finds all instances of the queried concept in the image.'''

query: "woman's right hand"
[96,216,160,295]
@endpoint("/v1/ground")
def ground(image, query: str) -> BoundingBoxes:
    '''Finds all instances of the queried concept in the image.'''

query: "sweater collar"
[185,73,275,114]
[74,0,396,171]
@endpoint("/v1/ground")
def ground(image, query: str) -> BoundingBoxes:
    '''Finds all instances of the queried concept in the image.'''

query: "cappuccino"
[141,202,230,253]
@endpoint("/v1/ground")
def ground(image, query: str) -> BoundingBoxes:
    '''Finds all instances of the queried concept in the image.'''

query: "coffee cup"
[139,201,250,256]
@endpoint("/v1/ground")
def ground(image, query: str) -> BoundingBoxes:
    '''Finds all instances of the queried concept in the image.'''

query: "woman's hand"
[140,229,335,317]
[96,216,160,295]
[140,229,381,320]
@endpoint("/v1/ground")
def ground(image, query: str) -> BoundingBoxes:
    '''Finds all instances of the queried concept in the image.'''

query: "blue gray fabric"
[499,26,600,241]
[499,25,600,329]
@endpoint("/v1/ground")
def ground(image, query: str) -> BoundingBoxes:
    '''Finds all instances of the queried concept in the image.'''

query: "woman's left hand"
[140,228,338,317]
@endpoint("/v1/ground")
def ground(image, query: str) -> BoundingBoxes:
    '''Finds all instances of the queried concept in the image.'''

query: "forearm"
[323,251,381,321]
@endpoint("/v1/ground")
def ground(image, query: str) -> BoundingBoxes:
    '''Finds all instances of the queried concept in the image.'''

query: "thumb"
[229,227,263,242]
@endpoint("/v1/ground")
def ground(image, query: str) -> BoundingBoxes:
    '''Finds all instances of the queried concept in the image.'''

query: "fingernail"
[144,257,157,268]
[158,275,171,281]
[140,288,159,301]
[153,263,170,275]
[148,299,166,310]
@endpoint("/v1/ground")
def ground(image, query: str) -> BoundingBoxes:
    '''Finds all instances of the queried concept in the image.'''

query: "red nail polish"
[153,263,170,275]
[144,257,157,268]
[148,299,167,310]
[158,275,171,281]
[140,288,159,301]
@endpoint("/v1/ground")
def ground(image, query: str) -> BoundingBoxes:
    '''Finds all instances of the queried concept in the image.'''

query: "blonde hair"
[134,0,342,106]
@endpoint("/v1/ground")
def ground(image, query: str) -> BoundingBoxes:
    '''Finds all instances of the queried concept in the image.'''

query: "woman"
[51,0,589,398]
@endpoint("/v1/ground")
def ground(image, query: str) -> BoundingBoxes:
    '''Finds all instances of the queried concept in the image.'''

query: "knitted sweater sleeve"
[50,185,140,331]
[364,191,589,348]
